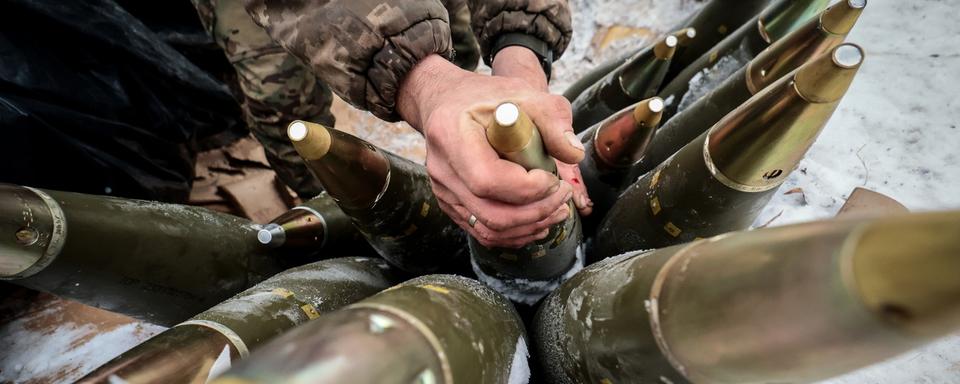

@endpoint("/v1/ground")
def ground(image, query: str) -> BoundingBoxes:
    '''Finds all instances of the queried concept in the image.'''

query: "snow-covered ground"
[558,0,960,382]
[3,0,958,382]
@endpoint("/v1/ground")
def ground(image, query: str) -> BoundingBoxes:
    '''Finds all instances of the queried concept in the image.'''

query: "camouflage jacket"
[244,0,572,121]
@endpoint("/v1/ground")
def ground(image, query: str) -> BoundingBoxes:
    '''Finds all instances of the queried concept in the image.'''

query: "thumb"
[520,94,585,165]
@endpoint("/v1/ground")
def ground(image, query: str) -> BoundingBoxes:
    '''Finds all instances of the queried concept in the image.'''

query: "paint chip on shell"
[368,314,395,334]
[415,369,437,384]
[418,284,450,294]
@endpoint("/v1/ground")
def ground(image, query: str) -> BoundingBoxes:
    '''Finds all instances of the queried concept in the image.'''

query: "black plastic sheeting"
[0,0,246,202]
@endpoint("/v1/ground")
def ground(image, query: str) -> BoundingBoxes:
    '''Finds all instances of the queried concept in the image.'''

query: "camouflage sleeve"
[468,0,573,65]
[243,0,454,121]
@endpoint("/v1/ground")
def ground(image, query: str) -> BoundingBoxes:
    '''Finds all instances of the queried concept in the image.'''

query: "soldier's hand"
[493,46,593,217]
[398,54,590,248]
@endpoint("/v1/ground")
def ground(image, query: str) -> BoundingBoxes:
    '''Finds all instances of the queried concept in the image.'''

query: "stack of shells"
[4,1,960,383]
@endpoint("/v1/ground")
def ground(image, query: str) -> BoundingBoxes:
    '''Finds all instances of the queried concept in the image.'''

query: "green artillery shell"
[577,97,664,239]
[212,275,529,384]
[571,34,677,133]
[256,191,374,258]
[625,0,866,183]
[658,0,830,122]
[0,183,284,325]
[563,0,770,102]
[77,257,400,384]
[661,0,772,85]
[288,121,468,274]
[470,103,583,304]
[537,211,960,383]
[596,44,865,258]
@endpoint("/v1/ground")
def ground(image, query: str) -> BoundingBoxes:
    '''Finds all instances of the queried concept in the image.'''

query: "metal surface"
[78,325,239,384]
[0,185,65,278]
[662,0,773,86]
[0,184,284,325]
[577,97,664,239]
[290,120,469,274]
[563,0,771,103]
[626,3,864,183]
[760,0,835,42]
[589,97,665,171]
[471,103,583,303]
[261,191,373,257]
[537,211,960,383]
[212,275,527,384]
[289,120,390,210]
[671,28,697,48]
[570,34,677,132]
[747,0,864,94]
[708,44,863,190]
[596,44,863,257]
[657,0,830,122]
[486,102,557,173]
[78,257,400,384]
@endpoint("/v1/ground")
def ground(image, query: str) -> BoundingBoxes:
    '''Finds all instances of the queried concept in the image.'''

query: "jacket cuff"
[469,0,573,66]
[364,18,454,121]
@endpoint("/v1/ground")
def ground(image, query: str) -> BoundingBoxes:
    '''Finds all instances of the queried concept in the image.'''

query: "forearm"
[492,46,548,90]
[397,54,467,131]
[467,0,573,65]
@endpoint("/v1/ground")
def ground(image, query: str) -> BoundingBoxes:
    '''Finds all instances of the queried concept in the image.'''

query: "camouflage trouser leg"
[193,0,333,198]
[445,0,481,71]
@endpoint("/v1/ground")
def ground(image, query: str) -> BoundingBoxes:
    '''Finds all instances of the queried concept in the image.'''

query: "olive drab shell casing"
[661,0,772,85]
[470,103,583,304]
[288,120,468,274]
[211,275,529,384]
[658,0,830,122]
[78,258,400,384]
[625,1,866,183]
[570,34,678,133]
[596,44,865,258]
[256,191,374,258]
[0,183,285,325]
[562,0,771,103]
[536,211,960,384]
[577,97,664,239]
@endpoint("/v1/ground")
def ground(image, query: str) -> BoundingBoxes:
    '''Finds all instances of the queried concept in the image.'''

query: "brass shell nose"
[633,97,665,127]
[821,0,867,35]
[654,35,679,60]
[487,102,536,153]
[672,28,697,47]
[288,120,332,160]
[795,43,865,103]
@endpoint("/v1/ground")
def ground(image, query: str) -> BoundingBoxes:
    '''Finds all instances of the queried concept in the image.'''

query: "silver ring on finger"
[468,214,478,227]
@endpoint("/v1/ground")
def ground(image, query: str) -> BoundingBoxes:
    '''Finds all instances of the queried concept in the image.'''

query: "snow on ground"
[5,0,958,382]
[556,0,960,382]
[753,0,960,227]
[0,290,165,383]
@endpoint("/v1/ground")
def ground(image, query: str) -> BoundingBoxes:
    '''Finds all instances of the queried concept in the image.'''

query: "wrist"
[492,46,549,91]
[397,54,465,131]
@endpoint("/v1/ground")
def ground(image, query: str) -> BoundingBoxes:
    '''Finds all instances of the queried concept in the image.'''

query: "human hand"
[493,46,593,217]
[397,54,590,248]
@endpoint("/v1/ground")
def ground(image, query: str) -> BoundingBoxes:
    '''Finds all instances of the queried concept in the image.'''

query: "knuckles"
[462,167,498,198]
